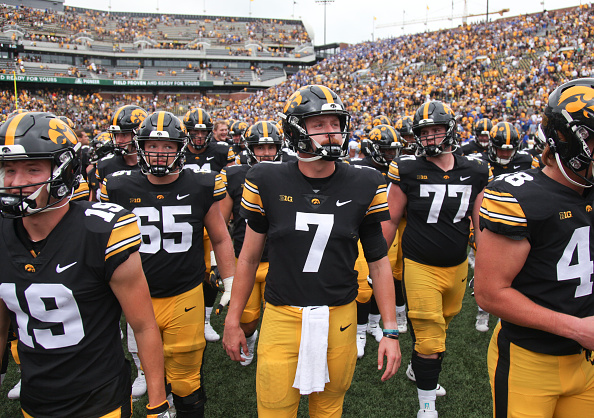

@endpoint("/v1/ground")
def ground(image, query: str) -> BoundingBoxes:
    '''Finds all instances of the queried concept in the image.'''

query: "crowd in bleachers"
[0,4,311,50]
[0,4,592,145]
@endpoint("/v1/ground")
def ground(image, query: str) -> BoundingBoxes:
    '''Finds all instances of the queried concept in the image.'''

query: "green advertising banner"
[0,74,213,87]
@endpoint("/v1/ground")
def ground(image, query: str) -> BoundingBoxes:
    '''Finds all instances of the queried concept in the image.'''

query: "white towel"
[292,305,330,395]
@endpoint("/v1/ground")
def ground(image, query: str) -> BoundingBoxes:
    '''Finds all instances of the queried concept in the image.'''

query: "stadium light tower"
[315,0,334,45]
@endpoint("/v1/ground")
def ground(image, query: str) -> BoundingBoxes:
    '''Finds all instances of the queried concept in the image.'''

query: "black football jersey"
[95,154,139,186]
[388,154,491,267]
[349,155,389,177]
[221,164,269,261]
[0,201,141,416]
[459,140,486,156]
[240,161,390,307]
[184,142,233,173]
[480,168,594,355]
[478,150,540,177]
[102,169,226,298]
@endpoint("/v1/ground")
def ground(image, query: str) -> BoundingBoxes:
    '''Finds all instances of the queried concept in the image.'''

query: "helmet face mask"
[540,78,594,187]
[413,101,458,157]
[0,112,81,218]
[474,119,493,149]
[183,108,213,150]
[135,112,189,177]
[108,105,148,155]
[230,121,249,150]
[488,122,520,166]
[244,121,283,165]
[281,85,351,161]
[366,124,403,166]
[89,131,114,164]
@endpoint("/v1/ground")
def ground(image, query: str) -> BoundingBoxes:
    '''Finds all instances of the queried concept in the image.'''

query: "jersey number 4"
[558,226,594,298]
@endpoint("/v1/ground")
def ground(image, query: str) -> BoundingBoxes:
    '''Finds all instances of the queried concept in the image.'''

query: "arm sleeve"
[359,221,388,262]
[104,213,142,280]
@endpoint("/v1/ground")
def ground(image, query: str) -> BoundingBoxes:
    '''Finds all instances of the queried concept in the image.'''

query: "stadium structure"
[0,0,322,104]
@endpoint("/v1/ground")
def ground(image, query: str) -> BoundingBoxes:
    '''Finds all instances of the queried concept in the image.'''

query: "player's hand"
[208,266,223,291]
[377,337,401,382]
[222,322,247,362]
[215,276,233,314]
[575,316,594,351]
[146,400,171,418]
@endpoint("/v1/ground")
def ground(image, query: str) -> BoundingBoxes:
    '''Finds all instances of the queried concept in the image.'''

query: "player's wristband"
[382,329,399,340]
[210,250,217,267]
[146,400,170,418]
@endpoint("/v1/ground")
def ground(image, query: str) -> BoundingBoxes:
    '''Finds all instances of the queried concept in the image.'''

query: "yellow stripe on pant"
[256,301,357,418]
[488,321,594,418]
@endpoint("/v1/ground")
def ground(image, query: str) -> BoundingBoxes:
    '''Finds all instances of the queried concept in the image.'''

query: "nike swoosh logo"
[336,200,352,207]
[185,306,196,312]
[206,156,215,160]
[340,323,352,332]
[56,262,77,273]
[513,165,521,169]
[177,194,190,200]
[460,176,471,181]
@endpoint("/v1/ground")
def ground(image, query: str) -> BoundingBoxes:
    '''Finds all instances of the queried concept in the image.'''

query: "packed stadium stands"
[0,2,590,144]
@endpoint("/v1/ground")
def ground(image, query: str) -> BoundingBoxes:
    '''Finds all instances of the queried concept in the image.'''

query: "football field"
[0,269,494,418]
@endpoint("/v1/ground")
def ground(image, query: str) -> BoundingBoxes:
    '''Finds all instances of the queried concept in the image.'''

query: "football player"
[182,108,234,342]
[475,78,594,417]
[101,111,235,417]
[482,121,540,177]
[382,101,491,417]
[395,115,416,155]
[0,112,168,418]
[230,120,249,155]
[219,121,283,366]
[459,118,492,156]
[93,105,148,200]
[350,124,406,358]
[471,121,539,332]
[212,120,230,143]
[223,85,400,417]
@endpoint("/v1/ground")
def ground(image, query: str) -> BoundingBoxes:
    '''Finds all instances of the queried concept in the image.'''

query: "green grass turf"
[0,275,494,417]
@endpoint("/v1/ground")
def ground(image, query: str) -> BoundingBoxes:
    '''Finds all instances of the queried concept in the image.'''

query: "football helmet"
[108,105,148,155]
[183,108,213,150]
[0,112,81,218]
[244,121,283,164]
[488,122,520,165]
[538,78,594,187]
[135,111,188,177]
[230,120,249,152]
[474,118,493,149]
[412,101,458,157]
[372,115,392,127]
[280,85,350,161]
[88,131,114,164]
[57,115,76,130]
[364,124,403,166]
[395,116,416,153]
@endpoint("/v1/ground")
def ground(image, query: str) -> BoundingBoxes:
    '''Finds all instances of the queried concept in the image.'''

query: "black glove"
[208,266,223,292]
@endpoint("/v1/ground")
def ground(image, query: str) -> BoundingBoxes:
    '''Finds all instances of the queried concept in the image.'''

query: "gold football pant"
[488,322,594,418]
[355,228,400,304]
[403,257,467,355]
[392,218,406,281]
[240,261,269,324]
[152,284,206,397]
[256,301,357,418]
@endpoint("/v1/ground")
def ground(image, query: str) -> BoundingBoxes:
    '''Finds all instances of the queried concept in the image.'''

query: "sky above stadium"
[65,0,580,46]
